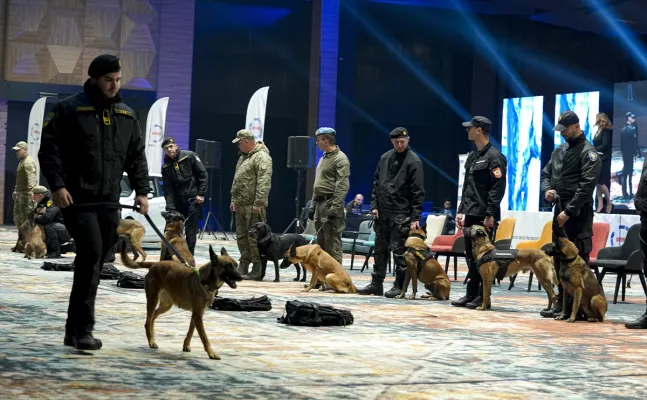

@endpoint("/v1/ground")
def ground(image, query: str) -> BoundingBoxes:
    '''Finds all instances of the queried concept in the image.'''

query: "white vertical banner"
[245,86,270,141]
[145,97,169,175]
[27,97,48,185]
[457,153,468,210]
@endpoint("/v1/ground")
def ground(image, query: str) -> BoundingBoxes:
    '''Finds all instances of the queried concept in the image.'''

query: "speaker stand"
[199,168,230,241]
[283,169,306,234]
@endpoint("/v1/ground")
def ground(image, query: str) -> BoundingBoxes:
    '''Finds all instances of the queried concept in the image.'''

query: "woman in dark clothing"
[593,113,613,213]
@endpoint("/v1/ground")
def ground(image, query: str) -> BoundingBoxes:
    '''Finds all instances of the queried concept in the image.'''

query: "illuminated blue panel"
[554,92,600,147]
[501,96,543,212]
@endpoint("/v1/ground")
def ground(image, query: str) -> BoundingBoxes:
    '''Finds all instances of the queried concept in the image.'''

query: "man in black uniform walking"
[357,127,425,297]
[161,137,208,255]
[39,54,149,350]
[451,116,507,310]
[540,110,601,318]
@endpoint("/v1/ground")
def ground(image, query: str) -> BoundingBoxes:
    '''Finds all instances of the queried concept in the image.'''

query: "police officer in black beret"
[540,110,601,318]
[161,136,208,255]
[39,54,149,350]
[357,127,425,297]
[451,116,507,310]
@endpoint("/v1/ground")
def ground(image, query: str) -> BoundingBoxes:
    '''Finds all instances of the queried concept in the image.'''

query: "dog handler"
[39,54,149,350]
[451,116,507,310]
[628,152,647,328]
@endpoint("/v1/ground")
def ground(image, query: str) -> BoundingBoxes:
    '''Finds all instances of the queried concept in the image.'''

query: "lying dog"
[121,243,243,360]
[547,236,607,323]
[398,227,450,300]
[249,222,307,282]
[469,225,558,311]
[118,218,147,262]
[24,223,47,259]
[282,244,356,293]
[159,210,195,267]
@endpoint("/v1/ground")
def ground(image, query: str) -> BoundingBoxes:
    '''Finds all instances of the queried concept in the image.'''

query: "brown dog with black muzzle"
[13,211,36,253]
[282,244,356,293]
[118,218,147,262]
[547,236,607,323]
[24,223,47,259]
[120,243,243,360]
[469,225,558,311]
[159,210,195,267]
[397,227,450,300]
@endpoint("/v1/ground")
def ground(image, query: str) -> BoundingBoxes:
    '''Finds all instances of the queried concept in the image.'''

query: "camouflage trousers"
[235,205,267,271]
[13,193,33,228]
[313,199,345,264]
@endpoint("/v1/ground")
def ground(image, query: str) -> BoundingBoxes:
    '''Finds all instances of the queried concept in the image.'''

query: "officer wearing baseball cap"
[451,116,507,310]
[12,140,37,233]
[39,53,150,351]
[539,110,601,319]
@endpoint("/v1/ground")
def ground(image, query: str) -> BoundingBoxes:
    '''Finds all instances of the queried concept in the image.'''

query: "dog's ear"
[209,245,218,264]
[289,243,297,258]
[221,247,228,256]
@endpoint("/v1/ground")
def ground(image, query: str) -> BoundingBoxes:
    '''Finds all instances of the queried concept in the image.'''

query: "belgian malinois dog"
[118,219,147,262]
[398,227,450,300]
[282,244,356,293]
[159,210,195,268]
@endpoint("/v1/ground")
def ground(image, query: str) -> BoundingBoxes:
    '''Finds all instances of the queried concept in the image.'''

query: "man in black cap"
[161,136,208,255]
[451,116,507,310]
[32,185,74,258]
[539,110,601,318]
[357,127,425,297]
[39,53,149,350]
[620,112,640,198]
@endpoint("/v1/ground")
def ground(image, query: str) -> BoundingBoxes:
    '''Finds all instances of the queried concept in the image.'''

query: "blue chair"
[342,220,374,270]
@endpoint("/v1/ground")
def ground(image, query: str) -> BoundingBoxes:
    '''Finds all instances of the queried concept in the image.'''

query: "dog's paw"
[301,288,310,292]
[555,314,567,321]
[395,294,404,299]
[183,346,191,352]
[476,306,487,311]
[208,352,221,360]
[149,342,158,349]
[407,295,416,300]
[587,318,601,323]
[566,317,577,323]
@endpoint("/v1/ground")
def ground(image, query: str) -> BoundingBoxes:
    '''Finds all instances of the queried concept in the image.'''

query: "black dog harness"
[475,248,519,280]
[406,247,437,273]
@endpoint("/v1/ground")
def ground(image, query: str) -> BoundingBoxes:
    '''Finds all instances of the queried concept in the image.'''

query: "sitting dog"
[159,210,195,267]
[469,225,558,311]
[546,235,607,323]
[249,222,308,282]
[12,212,36,253]
[282,244,356,293]
[120,243,243,360]
[24,223,47,260]
[118,218,147,262]
[398,227,450,300]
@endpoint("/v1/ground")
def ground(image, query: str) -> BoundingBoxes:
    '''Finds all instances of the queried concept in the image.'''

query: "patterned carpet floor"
[2,226,647,399]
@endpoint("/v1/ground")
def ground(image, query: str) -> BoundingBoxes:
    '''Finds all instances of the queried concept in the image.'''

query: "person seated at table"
[441,199,456,234]
[345,194,364,216]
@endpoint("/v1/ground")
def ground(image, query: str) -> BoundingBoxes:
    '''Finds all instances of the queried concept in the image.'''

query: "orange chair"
[429,229,465,281]
[589,221,610,280]
[494,217,516,249]
[509,220,553,291]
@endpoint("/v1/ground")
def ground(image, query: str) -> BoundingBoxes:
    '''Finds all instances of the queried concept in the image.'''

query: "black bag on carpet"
[116,271,145,289]
[41,261,75,272]
[100,264,121,280]
[210,295,272,312]
[277,300,354,327]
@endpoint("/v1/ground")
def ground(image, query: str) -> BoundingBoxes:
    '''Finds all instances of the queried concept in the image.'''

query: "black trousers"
[63,208,120,337]
[622,153,634,196]
[372,213,410,282]
[553,204,593,296]
[42,222,71,255]
[175,201,202,255]
[463,215,497,297]
[641,214,647,300]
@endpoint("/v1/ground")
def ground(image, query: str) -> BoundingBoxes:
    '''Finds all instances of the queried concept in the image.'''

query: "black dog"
[249,222,308,282]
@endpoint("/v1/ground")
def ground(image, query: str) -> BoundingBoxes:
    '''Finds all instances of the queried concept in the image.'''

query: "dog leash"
[308,220,327,245]
[68,202,188,266]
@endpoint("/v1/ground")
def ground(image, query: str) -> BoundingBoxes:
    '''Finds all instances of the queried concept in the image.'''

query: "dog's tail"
[120,238,153,270]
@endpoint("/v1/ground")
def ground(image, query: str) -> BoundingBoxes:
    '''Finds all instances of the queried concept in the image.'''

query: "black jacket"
[370,148,425,221]
[635,157,647,214]
[592,128,612,161]
[620,124,640,158]
[457,143,507,220]
[162,150,209,210]
[39,80,149,203]
[34,191,64,225]
[541,135,601,217]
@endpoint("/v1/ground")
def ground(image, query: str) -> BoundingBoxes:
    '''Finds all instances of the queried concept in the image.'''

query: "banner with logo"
[27,97,48,185]
[245,86,269,141]
[457,154,468,210]
[145,97,169,175]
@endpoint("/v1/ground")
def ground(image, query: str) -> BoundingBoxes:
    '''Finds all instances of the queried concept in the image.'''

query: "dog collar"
[561,255,578,264]
[257,232,272,245]
[410,233,426,241]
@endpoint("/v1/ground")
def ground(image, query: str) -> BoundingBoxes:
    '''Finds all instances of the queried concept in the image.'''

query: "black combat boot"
[384,268,405,298]
[74,333,103,350]
[356,273,384,296]
[540,290,563,318]
[451,295,475,307]
[626,301,647,329]
[243,264,262,281]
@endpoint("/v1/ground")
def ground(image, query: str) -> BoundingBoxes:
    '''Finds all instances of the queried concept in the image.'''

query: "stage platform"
[2,225,647,399]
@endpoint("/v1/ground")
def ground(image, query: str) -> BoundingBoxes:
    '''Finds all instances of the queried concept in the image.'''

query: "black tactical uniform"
[39,54,149,350]
[627,156,647,328]
[357,127,425,298]
[33,188,73,258]
[620,113,640,197]
[451,116,507,309]
[540,110,601,318]
[161,137,208,255]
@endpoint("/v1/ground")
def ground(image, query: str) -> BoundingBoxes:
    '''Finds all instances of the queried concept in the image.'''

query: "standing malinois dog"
[546,236,607,322]
[121,243,243,360]
[398,227,450,300]
[159,211,195,267]
[118,219,147,262]
[469,225,558,311]
[282,244,356,293]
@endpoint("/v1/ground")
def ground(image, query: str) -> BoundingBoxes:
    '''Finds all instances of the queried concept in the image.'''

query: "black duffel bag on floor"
[210,295,272,312]
[116,271,145,289]
[277,300,354,327]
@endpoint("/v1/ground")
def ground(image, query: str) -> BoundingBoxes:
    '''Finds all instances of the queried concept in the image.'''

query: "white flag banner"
[245,86,269,141]
[457,153,468,210]
[27,97,48,185]
[145,97,169,175]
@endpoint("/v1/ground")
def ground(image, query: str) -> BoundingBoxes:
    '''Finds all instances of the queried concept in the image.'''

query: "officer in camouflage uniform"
[308,127,350,264]
[230,129,273,280]
[12,141,37,228]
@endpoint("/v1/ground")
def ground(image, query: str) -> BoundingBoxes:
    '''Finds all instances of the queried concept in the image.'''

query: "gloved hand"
[308,208,315,220]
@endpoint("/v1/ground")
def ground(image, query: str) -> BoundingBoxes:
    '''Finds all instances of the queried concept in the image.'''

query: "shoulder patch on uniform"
[47,200,52,207]
[76,106,95,112]
[588,150,598,162]
[115,109,133,117]
[43,111,55,127]
[492,167,502,179]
